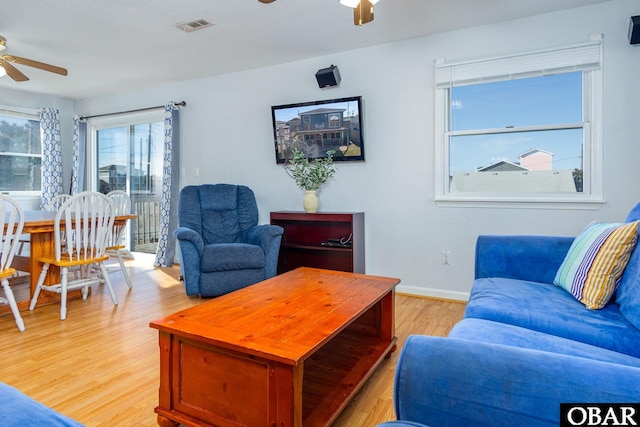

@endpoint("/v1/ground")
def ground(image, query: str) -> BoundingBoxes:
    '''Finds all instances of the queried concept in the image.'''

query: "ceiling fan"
[0,36,68,82]
[257,0,380,25]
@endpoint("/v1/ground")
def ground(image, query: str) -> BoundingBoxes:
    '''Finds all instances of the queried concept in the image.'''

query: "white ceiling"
[0,0,613,100]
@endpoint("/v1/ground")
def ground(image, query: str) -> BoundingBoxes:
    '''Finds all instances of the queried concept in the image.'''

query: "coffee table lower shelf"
[302,329,397,426]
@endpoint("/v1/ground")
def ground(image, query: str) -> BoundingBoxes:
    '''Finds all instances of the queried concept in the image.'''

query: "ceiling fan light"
[0,37,6,52]
[353,0,375,25]
[370,0,380,4]
[0,67,6,78]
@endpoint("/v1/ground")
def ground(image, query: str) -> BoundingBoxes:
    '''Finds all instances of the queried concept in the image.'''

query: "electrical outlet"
[441,250,450,265]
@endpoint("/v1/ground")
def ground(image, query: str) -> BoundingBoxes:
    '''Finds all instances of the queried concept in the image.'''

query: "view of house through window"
[0,112,42,192]
[94,118,164,254]
[448,72,584,193]
[435,38,602,204]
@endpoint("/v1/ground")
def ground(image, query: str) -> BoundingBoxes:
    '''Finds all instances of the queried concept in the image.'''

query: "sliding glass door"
[90,112,164,254]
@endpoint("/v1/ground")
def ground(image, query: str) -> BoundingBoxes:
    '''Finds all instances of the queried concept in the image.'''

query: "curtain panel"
[154,102,180,267]
[71,115,87,195]
[39,108,64,209]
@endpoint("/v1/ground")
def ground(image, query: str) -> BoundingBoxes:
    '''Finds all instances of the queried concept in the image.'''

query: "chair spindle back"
[55,192,115,263]
[0,195,24,273]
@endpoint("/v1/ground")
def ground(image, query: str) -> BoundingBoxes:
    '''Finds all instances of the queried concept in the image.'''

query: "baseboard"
[395,284,469,302]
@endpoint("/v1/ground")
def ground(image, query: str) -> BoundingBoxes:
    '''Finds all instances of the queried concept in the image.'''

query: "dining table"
[9,210,137,311]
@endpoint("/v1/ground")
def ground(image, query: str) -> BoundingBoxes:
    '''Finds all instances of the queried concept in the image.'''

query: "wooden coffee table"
[150,267,399,427]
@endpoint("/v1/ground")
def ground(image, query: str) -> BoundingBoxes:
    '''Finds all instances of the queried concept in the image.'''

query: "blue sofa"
[381,203,640,427]
[0,382,83,426]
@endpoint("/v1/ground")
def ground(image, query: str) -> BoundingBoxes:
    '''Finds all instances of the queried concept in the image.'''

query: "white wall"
[60,0,640,299]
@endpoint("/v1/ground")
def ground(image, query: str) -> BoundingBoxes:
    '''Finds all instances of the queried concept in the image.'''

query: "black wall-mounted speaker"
[315,65,341,88]
[629,15,640,45]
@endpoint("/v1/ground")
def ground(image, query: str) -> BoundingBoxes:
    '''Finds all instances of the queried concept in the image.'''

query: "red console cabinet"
[270,211,365,274]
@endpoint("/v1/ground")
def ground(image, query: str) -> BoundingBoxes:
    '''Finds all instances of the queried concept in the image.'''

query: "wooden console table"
[270,211,364,274]
[150,267,399,427]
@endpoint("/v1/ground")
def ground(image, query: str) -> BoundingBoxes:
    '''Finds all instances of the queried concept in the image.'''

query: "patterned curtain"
[70,115,87,195]
[154,102,181,267]
[39,108,64,209]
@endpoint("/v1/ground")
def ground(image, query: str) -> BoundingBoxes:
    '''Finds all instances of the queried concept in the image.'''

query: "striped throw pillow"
[554,221,639,309]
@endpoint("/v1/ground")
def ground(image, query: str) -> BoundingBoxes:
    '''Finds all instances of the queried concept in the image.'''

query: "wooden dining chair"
[17,194,72,257]
[29,191,118,320]
[104,190,132,289]
[0,195,26,332]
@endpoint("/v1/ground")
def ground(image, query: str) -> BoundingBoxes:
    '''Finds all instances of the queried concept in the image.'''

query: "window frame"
[87,109,165,252]
[87,110,164,194]
[0,105,42,198]
[434,37,603,209]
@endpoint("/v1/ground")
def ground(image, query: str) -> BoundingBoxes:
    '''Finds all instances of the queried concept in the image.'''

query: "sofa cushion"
[553,221,639,309]
[465,277,640,357]
[201,243,265,272]
[616,204,640,330]
[617,243,640,330]
[450,318,640,368]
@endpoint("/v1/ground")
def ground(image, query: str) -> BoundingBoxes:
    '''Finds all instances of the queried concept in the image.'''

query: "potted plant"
[285,148,337,212]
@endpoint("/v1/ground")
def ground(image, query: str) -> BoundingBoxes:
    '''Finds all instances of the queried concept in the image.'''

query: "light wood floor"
[0,254,466,427]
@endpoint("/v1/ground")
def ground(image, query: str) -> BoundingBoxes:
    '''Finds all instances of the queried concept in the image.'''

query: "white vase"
[303,190,319,213]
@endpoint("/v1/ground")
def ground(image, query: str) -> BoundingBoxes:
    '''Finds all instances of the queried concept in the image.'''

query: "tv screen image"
[271,96,365,164]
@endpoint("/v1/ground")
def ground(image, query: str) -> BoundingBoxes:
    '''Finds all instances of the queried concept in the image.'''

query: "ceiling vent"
[176,18,214,32]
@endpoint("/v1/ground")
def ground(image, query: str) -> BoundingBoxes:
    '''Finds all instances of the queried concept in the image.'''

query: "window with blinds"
[434,36,603,207]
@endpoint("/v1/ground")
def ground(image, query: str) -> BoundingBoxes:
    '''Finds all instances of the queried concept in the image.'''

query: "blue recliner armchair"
[173,184,284,297]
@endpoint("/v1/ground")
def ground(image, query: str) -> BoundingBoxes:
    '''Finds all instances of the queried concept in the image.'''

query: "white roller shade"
[436,37,602,88]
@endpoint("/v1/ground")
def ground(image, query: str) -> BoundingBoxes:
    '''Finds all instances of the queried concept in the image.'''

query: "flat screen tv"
[271,96,365,164]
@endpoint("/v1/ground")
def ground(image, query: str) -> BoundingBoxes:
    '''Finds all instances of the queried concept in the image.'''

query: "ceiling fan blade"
[7,55,67,76]
[258,0,276,3]
[0,58,29,82]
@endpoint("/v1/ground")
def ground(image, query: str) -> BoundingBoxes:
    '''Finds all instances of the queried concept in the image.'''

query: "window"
[0,108,41,193]
[95,122,163,195]
[435,37,603,207]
